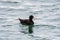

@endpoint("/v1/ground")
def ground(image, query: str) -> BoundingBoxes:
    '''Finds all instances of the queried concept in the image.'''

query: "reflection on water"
[28,25,34,33]
[19,23,34,34]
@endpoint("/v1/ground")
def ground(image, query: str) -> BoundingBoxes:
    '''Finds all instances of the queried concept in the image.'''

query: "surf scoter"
[19,15,34,25]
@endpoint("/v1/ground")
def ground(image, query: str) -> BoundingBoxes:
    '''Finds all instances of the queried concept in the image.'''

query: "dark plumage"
[19,15,34,25]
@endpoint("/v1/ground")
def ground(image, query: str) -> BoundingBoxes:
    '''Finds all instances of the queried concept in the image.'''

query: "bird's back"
[19,18,34,25]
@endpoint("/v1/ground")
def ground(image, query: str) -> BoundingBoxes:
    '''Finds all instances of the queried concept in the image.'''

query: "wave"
[0,0,60,4]
[34,24,56,27]
[0,0,20,3]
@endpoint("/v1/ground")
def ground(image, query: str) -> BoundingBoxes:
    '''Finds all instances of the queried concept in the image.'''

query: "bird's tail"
[19,18,21,21]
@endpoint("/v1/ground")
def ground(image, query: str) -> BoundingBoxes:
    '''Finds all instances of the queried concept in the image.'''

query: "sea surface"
[0,0,60,40]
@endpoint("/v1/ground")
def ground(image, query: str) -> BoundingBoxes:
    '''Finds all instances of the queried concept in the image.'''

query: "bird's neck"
[29,19,33,21]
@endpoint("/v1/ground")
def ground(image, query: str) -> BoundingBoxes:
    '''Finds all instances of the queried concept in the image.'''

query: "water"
[0,0,60,40]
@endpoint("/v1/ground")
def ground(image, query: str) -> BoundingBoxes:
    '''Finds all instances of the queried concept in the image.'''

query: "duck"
[19,15,34,25]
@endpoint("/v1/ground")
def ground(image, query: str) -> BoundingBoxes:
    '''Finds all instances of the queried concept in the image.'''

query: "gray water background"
[0,0,60,40]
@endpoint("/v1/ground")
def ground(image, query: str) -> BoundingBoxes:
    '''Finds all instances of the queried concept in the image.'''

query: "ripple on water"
[0,0,60,40]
